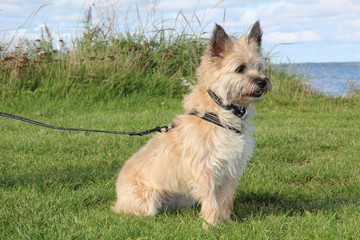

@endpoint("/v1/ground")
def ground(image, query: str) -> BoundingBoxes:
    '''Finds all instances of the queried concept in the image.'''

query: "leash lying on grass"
[0,112,174,136]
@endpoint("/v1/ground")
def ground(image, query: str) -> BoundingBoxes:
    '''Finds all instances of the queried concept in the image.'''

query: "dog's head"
[198,21,271,105]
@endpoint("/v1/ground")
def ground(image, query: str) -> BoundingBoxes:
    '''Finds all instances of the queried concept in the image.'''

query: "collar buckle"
[207,90,246,118]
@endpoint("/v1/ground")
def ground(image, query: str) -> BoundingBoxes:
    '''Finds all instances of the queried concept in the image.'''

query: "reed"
[0,2,327,103]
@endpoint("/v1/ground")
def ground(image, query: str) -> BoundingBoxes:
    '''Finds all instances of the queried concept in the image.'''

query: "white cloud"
[1,0,360,62]
[238,9,259,27]
[266,31,323,44]
[156,0,224,11]
[0,28,41,44]
[0,0,47,3]
[51,13,83,23]
[54,0,92,9]
[335,31,360,42]
[0,4,22,17]
[262,0,360,20]
[344,19,360,29]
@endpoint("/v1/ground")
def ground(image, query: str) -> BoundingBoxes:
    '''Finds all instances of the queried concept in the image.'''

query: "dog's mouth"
[247,90,265,98]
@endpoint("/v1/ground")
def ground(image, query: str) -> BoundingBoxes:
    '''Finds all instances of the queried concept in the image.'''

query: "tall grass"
[1,2,356,102]
[0,4,206,101]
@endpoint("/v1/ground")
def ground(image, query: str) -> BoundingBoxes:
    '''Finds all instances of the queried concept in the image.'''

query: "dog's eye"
[235,64,246,73]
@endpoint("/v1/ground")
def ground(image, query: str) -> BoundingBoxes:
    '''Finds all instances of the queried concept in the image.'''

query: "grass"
[1,94,359,239]
[1,3,360,240]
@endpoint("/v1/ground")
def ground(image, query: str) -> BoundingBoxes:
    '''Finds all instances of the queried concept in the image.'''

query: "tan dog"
[112,21,271,228]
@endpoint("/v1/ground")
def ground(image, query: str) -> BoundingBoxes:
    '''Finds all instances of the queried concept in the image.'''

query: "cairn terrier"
[112,21,271,228]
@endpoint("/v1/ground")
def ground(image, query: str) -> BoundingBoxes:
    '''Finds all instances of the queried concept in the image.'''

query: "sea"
[285,62,360,97]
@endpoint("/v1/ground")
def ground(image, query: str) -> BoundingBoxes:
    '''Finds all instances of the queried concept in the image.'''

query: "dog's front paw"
[219,213,232,224]
[201,217,219,230]
[202,221,216,230]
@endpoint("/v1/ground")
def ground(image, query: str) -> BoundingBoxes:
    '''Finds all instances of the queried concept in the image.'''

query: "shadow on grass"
[2,165,355,221]
[232,190,354,221]
[0,163,119,191]
[156,189,356,223]
[153,192,354,227]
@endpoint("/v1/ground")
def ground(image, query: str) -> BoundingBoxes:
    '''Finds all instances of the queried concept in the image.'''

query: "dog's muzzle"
[250,77,270,98]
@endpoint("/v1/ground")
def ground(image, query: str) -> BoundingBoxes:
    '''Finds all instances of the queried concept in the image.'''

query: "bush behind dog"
[0,4,353,102]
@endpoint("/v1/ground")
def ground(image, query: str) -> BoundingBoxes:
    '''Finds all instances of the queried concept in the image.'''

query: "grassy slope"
[1,93,359,239]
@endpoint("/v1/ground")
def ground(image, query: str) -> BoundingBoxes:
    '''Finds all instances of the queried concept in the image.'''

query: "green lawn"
[1,95,359,239]
[1,4,359,238]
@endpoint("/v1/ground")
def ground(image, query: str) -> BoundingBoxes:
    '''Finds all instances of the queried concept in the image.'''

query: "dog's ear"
[210,24,230,57]
[248,20,262,47]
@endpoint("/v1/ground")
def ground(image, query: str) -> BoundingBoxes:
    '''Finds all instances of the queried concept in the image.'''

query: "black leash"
[0,112,174,136]
[1,90,244,136]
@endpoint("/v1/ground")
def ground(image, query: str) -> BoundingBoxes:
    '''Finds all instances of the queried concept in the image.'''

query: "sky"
[0,0,360,63]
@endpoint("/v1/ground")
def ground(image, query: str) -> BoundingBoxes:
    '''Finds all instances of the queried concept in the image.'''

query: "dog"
[112,21,271,228]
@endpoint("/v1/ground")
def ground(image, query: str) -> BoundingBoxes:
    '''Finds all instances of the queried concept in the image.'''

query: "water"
[288,62,360,97]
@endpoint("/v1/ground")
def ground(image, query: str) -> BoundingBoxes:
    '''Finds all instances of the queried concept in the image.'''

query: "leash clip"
[158,123,176,133]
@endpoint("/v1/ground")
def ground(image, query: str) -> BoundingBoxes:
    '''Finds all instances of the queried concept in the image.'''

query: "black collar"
[207,90,246,118]
[187,90,246,135]
[189,112,242,134]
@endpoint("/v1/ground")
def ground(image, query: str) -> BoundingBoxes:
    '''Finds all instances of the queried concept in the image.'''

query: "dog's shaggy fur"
[112,21,271,228]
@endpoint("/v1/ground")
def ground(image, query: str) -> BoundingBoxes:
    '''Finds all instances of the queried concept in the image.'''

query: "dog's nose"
[257,79,267,89]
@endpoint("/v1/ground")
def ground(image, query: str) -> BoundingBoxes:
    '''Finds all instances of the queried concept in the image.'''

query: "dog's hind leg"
[112,179,163,216]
